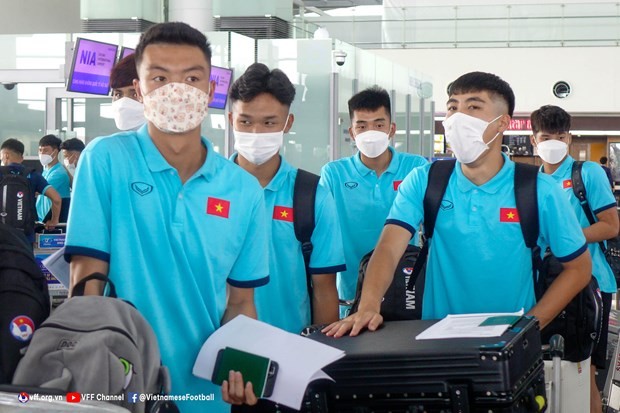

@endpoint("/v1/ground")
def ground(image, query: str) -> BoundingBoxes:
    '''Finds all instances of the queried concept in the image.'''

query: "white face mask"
[535,139,568,165]
[112,97,146,131]
[354,129,390,158]
[142,82,210,134]
[443,112,502,164]
[39,153,53,167]
[63,158,76,176]
[233,116,289,166]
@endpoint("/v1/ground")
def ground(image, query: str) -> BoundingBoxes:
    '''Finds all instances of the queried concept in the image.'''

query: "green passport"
[211,347,275,397]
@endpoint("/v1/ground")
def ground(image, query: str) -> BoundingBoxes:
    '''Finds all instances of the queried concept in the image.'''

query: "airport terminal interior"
[3,0,620,412]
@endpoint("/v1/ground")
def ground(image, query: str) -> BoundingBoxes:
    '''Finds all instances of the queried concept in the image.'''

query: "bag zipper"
[39,322,138,348]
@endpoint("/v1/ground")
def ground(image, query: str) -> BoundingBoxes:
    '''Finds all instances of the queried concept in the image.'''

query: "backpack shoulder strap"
[406,159,455,290]
[514,162,544,300]
[293,168,320,319]
[423,159,456,239]
[293,169,320,272]
[572,160,607,254]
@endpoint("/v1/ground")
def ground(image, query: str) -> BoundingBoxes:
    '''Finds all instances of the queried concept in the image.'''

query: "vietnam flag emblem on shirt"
[207,197,230,218]
[500,207,520,223]
[563,179,573,189]
[273,206,294,222]
[393,180,403,191]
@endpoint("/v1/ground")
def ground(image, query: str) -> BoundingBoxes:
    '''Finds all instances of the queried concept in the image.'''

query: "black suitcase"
[303,317,547,413]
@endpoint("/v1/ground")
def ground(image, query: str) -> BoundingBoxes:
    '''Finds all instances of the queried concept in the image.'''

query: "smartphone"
[211,347,279,397]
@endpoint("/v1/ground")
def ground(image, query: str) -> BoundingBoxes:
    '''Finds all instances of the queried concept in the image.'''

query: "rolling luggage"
[304,317,547,412]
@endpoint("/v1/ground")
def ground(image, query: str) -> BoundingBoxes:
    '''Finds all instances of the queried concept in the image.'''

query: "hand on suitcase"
[322,310,384,338]
[221,370,258,406]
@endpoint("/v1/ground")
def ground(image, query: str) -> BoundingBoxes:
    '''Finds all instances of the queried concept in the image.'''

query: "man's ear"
[284,114,295,133]
[566,133,572,146]
[133,79,143,102]
[497,114,511,133]
[529,135,537,148]
[389,122,397,138]
[228,111,233,126]
[348,127,355,142]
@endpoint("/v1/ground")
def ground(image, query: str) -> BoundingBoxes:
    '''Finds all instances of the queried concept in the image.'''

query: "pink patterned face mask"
[142,82,210,134]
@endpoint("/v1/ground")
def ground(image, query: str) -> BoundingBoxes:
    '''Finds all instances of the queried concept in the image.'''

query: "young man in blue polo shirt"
[229,63,345,335]
[0,138,61,236]
[530,104,619,413]
[324,71,592,340]
[320,86,428,317]
[65,22,268,412]
[36,134,70,223]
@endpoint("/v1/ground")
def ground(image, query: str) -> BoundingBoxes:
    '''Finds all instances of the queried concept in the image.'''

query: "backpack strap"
[514,162,545,300]
[71,272,117,298]
[406,159,456,290]
[572,161,608,255]
[293,169,320,320]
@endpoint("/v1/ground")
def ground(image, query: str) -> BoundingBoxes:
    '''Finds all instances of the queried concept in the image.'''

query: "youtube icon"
[66,392,81,403]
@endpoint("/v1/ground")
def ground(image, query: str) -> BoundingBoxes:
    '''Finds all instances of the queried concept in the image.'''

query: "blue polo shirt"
[36,162,70,221]
[387,154,588,320]
[543,156,617,293]
[320,147,428,315]
[65,126,269,413]
[231,154,346,334]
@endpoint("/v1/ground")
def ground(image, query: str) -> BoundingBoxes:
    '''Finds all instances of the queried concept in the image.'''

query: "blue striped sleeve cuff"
[227,276,270,288]
[309,264,347,275]
[385,219,416,237]
[64,246,110,263]
[593,202,617,215]
[556,243,588,263]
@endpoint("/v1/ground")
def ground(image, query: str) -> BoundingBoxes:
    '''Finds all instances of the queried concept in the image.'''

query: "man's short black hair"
[110,54,138,89]
[448,72,515,117]
[1,138,24,156]
[229,63,296,107]
[61,138,85,152]
[530,105,571,135]
[134,22,212,69]
[348,86,391,120]
[39,134,62,150]
[601,156,609,165]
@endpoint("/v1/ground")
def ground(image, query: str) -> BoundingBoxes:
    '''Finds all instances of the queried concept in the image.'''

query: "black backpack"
[293,169,320,323]
[0,166,35,237]
[517,162,602,362]
[0,222,50,384]
[349,159,454,321]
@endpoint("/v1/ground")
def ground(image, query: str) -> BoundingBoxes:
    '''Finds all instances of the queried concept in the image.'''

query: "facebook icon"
[128,392,139,403]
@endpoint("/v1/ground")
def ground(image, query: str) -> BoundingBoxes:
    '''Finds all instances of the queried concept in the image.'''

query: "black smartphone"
[211,347,279,397]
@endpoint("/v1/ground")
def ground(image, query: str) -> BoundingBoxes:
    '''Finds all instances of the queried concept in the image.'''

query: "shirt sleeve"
[583,162,617,214]
[308,183,346,274]
[386,164,429,236]
[64,141,113,262]
[539,178,588,262]
[227,188,270,287]
[30,171,50,195]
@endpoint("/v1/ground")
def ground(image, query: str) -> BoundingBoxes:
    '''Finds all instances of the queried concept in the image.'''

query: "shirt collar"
[137,124,217,181]
[353,146,398,177]
[550,155,573,178]
[229,153,292,192]
[455,152,514,194]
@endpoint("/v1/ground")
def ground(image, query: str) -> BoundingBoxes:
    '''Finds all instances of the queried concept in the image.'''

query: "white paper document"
[193,315,345,410]
[416,310,524,340]
[41,246,70,288]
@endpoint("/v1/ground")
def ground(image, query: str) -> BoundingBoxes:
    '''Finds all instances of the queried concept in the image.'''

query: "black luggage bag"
[303,317,547,413]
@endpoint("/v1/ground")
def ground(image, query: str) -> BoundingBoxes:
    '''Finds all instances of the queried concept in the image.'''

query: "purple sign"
[67,38,118,96]
[209,66,233,110]
[120,47,135,60]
